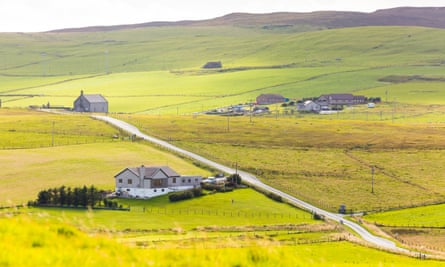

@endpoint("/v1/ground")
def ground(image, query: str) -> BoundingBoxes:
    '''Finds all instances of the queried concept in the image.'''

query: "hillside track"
[94,114,417,256]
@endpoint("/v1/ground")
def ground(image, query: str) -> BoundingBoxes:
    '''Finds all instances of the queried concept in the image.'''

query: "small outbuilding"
[73,90,108,113]
[202,61,222,69]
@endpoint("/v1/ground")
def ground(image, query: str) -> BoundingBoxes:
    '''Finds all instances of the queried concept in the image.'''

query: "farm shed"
[317,94,366,107]
[73,90,108,113]
[202,61,222,69]
[256,94,286,105]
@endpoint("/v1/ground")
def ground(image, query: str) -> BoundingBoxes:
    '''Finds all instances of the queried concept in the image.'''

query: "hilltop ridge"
[49,7,445,33]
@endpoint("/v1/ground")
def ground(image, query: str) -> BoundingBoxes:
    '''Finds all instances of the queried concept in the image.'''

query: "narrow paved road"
[94,115,410,254]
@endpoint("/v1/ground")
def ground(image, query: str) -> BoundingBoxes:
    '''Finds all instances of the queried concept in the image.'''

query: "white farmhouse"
[114,165,202,198]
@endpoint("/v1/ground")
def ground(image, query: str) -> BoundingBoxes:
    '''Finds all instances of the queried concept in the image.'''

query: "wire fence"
[128,206,313,220]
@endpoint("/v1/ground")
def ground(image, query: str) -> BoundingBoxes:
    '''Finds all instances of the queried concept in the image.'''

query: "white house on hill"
[114,165,202,198]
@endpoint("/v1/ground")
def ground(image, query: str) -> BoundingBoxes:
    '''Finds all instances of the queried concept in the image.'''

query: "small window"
[182,179,185,183]
[128,179,132,184]
[188,179,191,183]
[118,179,123,183]
[173,177,176,183]
[195,178,198,182]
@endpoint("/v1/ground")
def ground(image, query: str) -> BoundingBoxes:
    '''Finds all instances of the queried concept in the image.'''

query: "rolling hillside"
[0,7,445,113]
[50,7,445,32]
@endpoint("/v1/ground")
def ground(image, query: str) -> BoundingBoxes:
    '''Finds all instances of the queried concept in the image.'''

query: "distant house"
[202,61,222,69]
[73,90,108,113]
[114,165,202,198]
[317,93,366,109]
[297,100,321,113]
[256,94,286,105]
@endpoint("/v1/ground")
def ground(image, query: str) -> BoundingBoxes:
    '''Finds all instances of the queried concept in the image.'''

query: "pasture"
[1,26,445,114]
[1,211,444,266]
[1,22,445,264]
[120,114,445,212]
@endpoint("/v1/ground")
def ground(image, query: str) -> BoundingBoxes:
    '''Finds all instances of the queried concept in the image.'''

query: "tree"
[228,173,242,186]
[37,190,50,205]
[59,186,67,206]
[81,186,88,207]
[66,187,73,206]
[73,187,81,207]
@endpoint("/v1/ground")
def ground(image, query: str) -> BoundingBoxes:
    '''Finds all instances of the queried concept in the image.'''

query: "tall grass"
[1,212,444,266]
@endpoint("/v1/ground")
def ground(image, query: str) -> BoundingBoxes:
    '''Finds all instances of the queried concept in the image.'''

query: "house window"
[188,179,191,183]
[195,178,198,182]
[182,179,185,183]
[128,179,132,184]
[118,179,123,183]
[153,180,162,187]
[173,177,176,183]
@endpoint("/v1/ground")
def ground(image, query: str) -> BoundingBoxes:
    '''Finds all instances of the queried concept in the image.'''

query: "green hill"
[1,14,445,113]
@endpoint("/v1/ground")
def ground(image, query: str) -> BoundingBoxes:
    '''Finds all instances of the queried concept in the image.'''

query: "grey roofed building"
[73,90,108,113]
[317,93,366,107]
[114,165,202,198]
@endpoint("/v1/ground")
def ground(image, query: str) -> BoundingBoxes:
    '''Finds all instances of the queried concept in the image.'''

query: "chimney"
[80,90,84,96]
[139,165,145,187]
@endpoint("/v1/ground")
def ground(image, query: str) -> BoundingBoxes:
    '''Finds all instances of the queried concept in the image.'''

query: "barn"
[256,94,286,105]
[73,90,108,113]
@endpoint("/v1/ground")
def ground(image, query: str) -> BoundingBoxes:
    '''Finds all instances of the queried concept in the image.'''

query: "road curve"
[93,115,410,254]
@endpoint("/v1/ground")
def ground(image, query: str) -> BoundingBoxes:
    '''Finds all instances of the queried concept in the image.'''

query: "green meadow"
[3,212,444,267]
[2,21,445,264]
[120,114,445,212]
[1,26,445,113]
[364,204,445,228]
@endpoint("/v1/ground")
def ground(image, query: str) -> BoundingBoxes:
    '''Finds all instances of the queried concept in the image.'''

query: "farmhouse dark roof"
[320,93,354,101]
[127,166,180,179]
[258,93,284,98]
[82,94,108,103]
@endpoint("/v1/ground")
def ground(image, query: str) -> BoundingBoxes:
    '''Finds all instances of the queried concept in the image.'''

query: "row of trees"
[29,185,107,208]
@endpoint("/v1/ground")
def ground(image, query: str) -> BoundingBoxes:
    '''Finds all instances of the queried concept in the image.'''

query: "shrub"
[266,192,282,202]
[169,188,203,202]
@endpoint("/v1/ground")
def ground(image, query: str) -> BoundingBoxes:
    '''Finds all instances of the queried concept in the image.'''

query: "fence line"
[129,206,312,220]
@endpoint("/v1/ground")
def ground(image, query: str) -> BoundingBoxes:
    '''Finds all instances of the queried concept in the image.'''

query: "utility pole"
[104,50,109,74]
[52,121,55,147]
[235,161,238,175]
[371,166,375,194]
[41,52,47,77]
[227,116,230,132]
[249,101,253,123]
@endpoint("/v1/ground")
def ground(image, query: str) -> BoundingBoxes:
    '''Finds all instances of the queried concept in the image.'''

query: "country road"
[93,115,411,255]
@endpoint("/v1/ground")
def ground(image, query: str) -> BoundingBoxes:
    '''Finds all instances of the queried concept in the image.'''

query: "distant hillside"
[50,7,445,33]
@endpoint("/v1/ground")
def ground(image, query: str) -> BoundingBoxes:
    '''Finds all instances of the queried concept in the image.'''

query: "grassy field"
[118,114,445,212]
[361,204,445,254]
[0,141,212,206]
[0,108,125,149]
[364,204,445,228]
[2,22,445,264]
[2,211,445,266]
[1,26,445,113]
[31,189,316,231]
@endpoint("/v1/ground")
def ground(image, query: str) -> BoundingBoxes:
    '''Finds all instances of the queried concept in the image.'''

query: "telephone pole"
[52,121,55,147]
[371,166,375,194]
